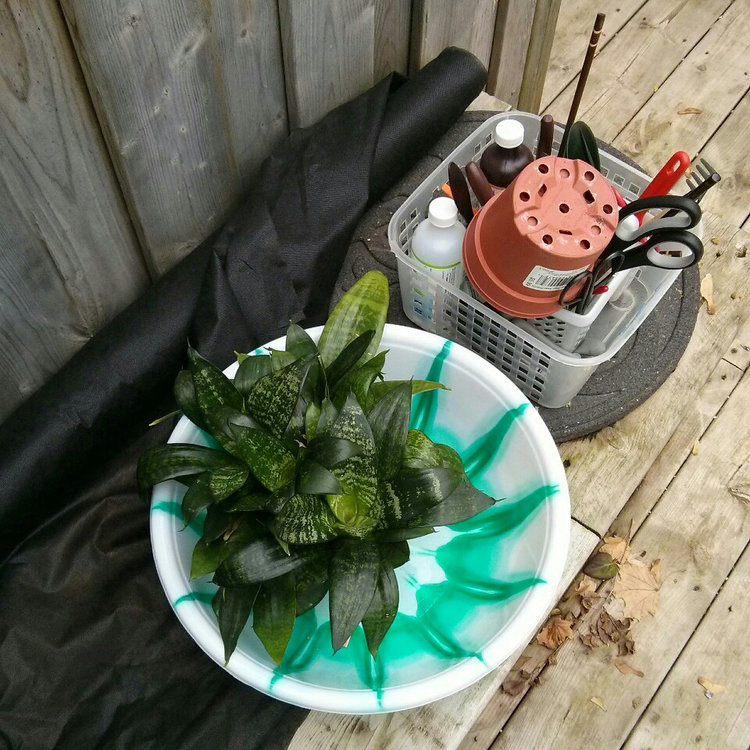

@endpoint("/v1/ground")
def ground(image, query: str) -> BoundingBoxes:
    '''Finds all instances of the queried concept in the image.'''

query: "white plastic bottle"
[410,197,466,287]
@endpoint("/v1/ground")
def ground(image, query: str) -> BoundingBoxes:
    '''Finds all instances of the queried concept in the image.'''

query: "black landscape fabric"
[0,48,486,748]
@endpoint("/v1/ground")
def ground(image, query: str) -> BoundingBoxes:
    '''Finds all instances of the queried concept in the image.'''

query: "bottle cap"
[494,119,524,149]
[428,196,458,228]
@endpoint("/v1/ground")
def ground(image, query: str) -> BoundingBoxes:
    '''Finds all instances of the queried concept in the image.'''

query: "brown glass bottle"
[479,118,534,189]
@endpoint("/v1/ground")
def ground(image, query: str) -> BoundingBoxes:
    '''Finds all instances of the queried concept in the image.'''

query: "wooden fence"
[0,0,561,422]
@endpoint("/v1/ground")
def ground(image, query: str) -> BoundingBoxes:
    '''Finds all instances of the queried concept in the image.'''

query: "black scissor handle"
[608,195,702,254]
[616,228,704,271]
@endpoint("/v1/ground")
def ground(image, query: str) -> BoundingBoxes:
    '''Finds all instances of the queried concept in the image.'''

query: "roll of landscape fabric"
[0,48,486,748]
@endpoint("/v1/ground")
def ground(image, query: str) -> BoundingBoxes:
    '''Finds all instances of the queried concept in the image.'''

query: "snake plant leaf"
[402,429,464,475]
[270,348,296,371]
[413,482,495,527]
[137,443,242,502]
[265,482,296,514]
[370,379,447,402]
[316,397,339,436]
[367,382,411,482]
[272,493,341,545]
[331,349,387,412]
[560,121,601,172]
[246,355,315,439]
[304,401,322,440]
[381,467,462,526]
[318,270,388,368]
[234,354,272,397]
[328,539,380,652]
[253,573,297,664]
[294,556,329,615]
[187,345,245,454]
[181,473,213,525]
[202,503,236,543]
[222,488,269,512]
[326,393,380,535]
[305,435,362,469]
[361,563,399,657]
[285,321,319,360]
[231,425,297,492]
[191,517,264,579]
[214,584,260,664]
[208,464,250,502]
[325,329,375,391]
[371,526,434,542]
[173,369,209,431]
[214,537,320,586]
[377,540,410,570]
[296,459,344,496]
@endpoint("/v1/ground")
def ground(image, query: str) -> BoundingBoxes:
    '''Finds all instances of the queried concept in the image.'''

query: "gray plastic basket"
[387,111,682,408]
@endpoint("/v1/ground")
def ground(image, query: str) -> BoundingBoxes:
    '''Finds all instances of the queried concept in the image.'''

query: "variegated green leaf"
[181,473,213,525]
[332,350,387,411]
[270,348,296,371]
[296,460,343,495]
[367,382,411,482]
[326,393,379,535]
[191,517,264,579]
[234,354,272,397]
[214,585,259,664]
[285,321,319,360]
[208,464,249,501]
[295,556,329,615]
[202,503,235,543]
[378,541,410,570]
[402,429,464,475]
[173,369,208,431]
[222,489,269,512]
[325,330,374,390]
[371,526,434,542]
[246,356,314,439]
[231,425,297,492]
[381,467,462,526]
[317,270,388,368]
[362,563,399,657]
[412,482,495,527]
[214,538,318,586]
[137,443,242,502]
[370,379,447,402]
[273,494,340,545]
[328,540,380,652]
[253,574,297,664]
[305,435,362,468]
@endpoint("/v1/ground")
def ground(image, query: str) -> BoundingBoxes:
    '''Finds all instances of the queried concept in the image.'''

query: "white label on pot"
[523,264,589,291]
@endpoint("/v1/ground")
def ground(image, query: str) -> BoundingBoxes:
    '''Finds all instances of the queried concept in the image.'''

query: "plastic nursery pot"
[462,156,619,318]
[150,324,570,714]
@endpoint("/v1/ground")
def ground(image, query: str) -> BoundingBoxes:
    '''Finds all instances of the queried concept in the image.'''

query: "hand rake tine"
[698,158,719,180]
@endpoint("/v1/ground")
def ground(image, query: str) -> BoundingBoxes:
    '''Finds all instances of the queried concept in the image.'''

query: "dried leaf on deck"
[618,636,636,656]
[613,658,644,677]
[600,535,629,562]
[584,551,620,580]
[590,696,607,711]
[701,274,716,315]
[698,677,725,697]
[649,558,661,582]
[536,616,574,649]
[613,557,660,620]
[580,632,603,649]
[677,107,703,115]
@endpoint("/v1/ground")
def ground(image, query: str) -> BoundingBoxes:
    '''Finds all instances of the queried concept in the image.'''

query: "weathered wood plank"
[487,0,537,107]
[540,0,647,112]
[409,0,499,75]
[516,0,562,113]
[687,89,750,230]
[560,215,750,535]
[279,0,376,129]
[464,351,749,748]
[0,0,148,421]
[491,368,750,749]
[61,0,288,276]
[374,0,411,79]
[287,520,599,750]
[624,540,750,750]
[544,0,731,146]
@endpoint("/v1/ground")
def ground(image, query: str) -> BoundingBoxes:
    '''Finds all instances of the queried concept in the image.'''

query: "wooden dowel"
[559,13,605,154]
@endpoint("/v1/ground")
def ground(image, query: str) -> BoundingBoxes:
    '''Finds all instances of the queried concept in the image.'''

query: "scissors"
[559,195,703,313]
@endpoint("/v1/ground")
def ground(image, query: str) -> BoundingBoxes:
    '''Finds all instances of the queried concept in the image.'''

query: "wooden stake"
[559,13,606,154]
